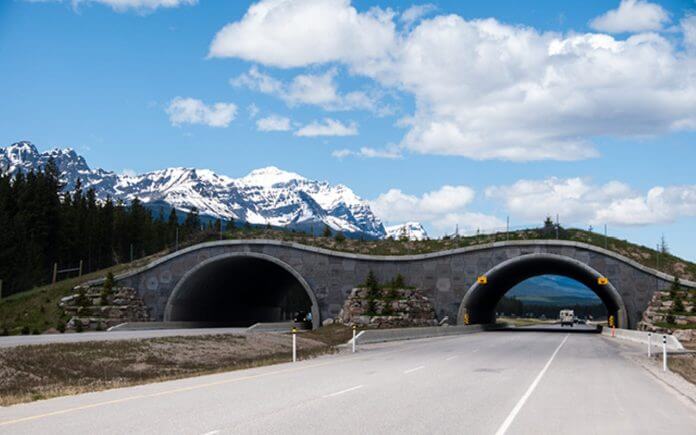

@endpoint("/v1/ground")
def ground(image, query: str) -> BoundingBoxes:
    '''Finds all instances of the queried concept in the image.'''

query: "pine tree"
[322,225,331,237]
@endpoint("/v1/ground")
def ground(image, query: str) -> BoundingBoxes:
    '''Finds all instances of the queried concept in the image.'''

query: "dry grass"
[669,353,696,386]
[0,332,331,406]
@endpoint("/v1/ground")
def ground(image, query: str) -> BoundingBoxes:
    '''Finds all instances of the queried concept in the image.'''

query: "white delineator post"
[292,327,297,363]
[648,332,652,357]
[662,335,667,372]
[352,325,357,353]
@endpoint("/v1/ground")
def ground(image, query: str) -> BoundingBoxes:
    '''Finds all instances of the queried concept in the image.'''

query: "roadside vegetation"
[217,222,696,282]
[0,329,350,406]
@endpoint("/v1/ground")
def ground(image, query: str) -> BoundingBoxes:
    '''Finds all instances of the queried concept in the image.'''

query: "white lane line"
[494,334,569,435]
[201,430,220,435]
[323,385,364,398]
[404,365,425,374]
[445,355,458,361]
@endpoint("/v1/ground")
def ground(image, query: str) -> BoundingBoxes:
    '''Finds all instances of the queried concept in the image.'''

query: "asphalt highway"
[1,331,694,434]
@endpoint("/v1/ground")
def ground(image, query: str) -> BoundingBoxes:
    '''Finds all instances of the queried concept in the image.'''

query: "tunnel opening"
[496,274,608,325]
[459,253,628,328]
[164,253,319,329]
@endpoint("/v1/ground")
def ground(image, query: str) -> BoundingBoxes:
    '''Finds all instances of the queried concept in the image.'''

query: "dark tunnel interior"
[463,255,623,326]
[166,256,314,327]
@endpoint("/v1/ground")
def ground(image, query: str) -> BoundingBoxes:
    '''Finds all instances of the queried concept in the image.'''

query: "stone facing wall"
[112,240,696,329]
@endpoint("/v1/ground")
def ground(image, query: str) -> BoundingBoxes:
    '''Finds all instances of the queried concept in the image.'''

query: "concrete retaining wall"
[350,324,491,345]
[601,327,684,351]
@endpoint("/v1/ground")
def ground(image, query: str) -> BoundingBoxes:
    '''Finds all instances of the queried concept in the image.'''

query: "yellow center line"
[0,333,477,427]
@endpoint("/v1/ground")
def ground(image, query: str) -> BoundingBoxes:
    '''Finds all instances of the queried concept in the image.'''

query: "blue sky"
[1,0,695,259]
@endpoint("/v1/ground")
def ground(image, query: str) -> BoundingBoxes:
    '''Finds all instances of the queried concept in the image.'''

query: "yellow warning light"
[598,277,609,285]
[464,313,470,325]
[477,276,488,285]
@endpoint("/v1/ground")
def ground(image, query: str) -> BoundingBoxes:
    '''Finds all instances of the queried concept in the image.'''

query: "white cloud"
[247,103,260,118]
[213,1,696,161]
[332,145,402,159]
[589,0,670,33]
[400,4,436,27]
[208,0,396,68]
[36,0,197,12]
[370,185,504,234]
[295,118,357,137]
[166,97,237,128]
[232,67,381,112]
[683,15,696,52]
[486,177,696,226]
[256,115,291,132]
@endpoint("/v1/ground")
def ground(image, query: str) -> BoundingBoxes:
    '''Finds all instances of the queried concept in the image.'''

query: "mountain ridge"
[0,141,389,238]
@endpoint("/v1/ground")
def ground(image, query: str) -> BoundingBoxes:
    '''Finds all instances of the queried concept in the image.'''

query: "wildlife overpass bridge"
[105,240,696,329]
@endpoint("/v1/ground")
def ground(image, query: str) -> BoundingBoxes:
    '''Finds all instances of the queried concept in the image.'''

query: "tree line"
[496,296,607,319]
[0,159,209,297]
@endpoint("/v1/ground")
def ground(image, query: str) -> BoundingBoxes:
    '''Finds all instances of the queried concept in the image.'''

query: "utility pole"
[506,216,510,241]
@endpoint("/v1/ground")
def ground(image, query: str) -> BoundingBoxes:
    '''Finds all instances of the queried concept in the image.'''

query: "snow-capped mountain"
[0,141,386,238]
[385,222,429,241]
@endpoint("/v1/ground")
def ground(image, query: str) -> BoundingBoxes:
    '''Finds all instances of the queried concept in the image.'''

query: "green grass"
[0,254,160,335]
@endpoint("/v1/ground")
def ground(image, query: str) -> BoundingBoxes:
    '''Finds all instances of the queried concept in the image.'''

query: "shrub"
[334,232,346,243]
[31,328,40,335]
[21,326,30,335]
[322,225,332,237]
[392,274,405,289]
[0,326,9,336]
[364,271,380,299]
[56,321,66,333]
[666,313,675,324]
[367,298,377,316]
[76,289,90,308]
[673,298,685,313]
[670,276,681,299]
[104,272,115,293]
[96,322,104,332]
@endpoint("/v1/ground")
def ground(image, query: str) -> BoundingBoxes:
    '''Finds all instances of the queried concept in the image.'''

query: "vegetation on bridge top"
[216,222,696,283]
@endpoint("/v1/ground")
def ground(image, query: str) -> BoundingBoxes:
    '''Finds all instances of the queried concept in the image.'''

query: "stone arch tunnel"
[100,240,696,330]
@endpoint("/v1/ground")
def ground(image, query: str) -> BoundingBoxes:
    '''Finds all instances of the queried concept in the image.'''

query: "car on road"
[560,309,574,327]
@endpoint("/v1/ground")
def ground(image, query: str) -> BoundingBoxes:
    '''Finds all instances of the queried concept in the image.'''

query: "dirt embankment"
[669,353,696,386]
[0,329,346,406]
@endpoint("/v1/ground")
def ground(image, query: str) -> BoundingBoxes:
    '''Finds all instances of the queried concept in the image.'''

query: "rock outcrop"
[337,287,438,328]
[638,289,695,345]
[60,286,150,331]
